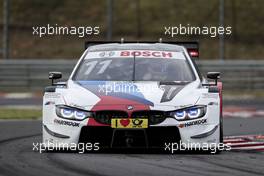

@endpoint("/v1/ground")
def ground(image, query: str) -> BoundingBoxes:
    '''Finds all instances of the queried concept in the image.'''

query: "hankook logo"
[178,119,207,128]
[54,119,80,127]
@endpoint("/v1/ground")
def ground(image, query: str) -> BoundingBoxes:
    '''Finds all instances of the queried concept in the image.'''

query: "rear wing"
[85,41,199,59]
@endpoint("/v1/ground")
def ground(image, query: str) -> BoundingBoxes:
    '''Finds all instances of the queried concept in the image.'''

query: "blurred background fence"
[0,59,264,91]
[0,0,264,60]
[0,0,264,92]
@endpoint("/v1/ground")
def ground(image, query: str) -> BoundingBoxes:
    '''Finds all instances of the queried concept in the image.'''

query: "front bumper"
[42,104,220,150]
[78,126,181,149]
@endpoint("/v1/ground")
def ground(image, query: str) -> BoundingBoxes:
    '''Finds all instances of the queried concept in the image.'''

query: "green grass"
[223,90,264,98]
[0,108,42,120]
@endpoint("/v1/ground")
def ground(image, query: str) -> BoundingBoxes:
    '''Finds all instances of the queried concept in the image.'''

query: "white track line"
[231,146,264,150]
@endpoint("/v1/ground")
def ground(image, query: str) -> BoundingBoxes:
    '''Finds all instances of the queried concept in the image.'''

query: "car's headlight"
[169,106,206,121]
[56,105,93,121]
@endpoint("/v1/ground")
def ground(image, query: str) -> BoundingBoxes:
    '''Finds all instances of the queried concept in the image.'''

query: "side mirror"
[207,72,220,85]
[49,72,62,85]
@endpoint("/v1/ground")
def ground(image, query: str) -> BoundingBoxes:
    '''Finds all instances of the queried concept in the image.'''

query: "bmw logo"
[127,105,133,110]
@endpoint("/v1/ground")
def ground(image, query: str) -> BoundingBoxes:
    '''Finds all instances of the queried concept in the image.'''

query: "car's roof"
[87,43,185,52]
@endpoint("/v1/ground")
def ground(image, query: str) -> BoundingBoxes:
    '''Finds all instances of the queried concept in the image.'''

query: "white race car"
[43,41,223,152]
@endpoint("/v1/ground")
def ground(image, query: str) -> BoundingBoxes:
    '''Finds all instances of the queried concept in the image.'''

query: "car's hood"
[61,80,201,111]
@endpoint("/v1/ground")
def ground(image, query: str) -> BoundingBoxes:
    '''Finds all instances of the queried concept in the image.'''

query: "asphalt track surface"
[0,117,263,176]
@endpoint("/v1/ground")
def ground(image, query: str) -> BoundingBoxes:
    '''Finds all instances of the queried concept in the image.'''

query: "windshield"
[73,57,195,82]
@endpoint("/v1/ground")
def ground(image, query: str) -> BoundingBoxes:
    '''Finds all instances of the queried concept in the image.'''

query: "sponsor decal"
[54,119,80,127]
[120,50,173,58]
[111,118,148,128]
[132,119,144,126]
[178,119,207,128]
[45,93,61,99]
[208,102,218,106]
[45,101,55,105]
[86,50,185,59]
[202,93,218,99]
[99,51,115,57]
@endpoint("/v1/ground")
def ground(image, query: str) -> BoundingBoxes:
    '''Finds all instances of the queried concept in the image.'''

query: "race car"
[43,41,223,152]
